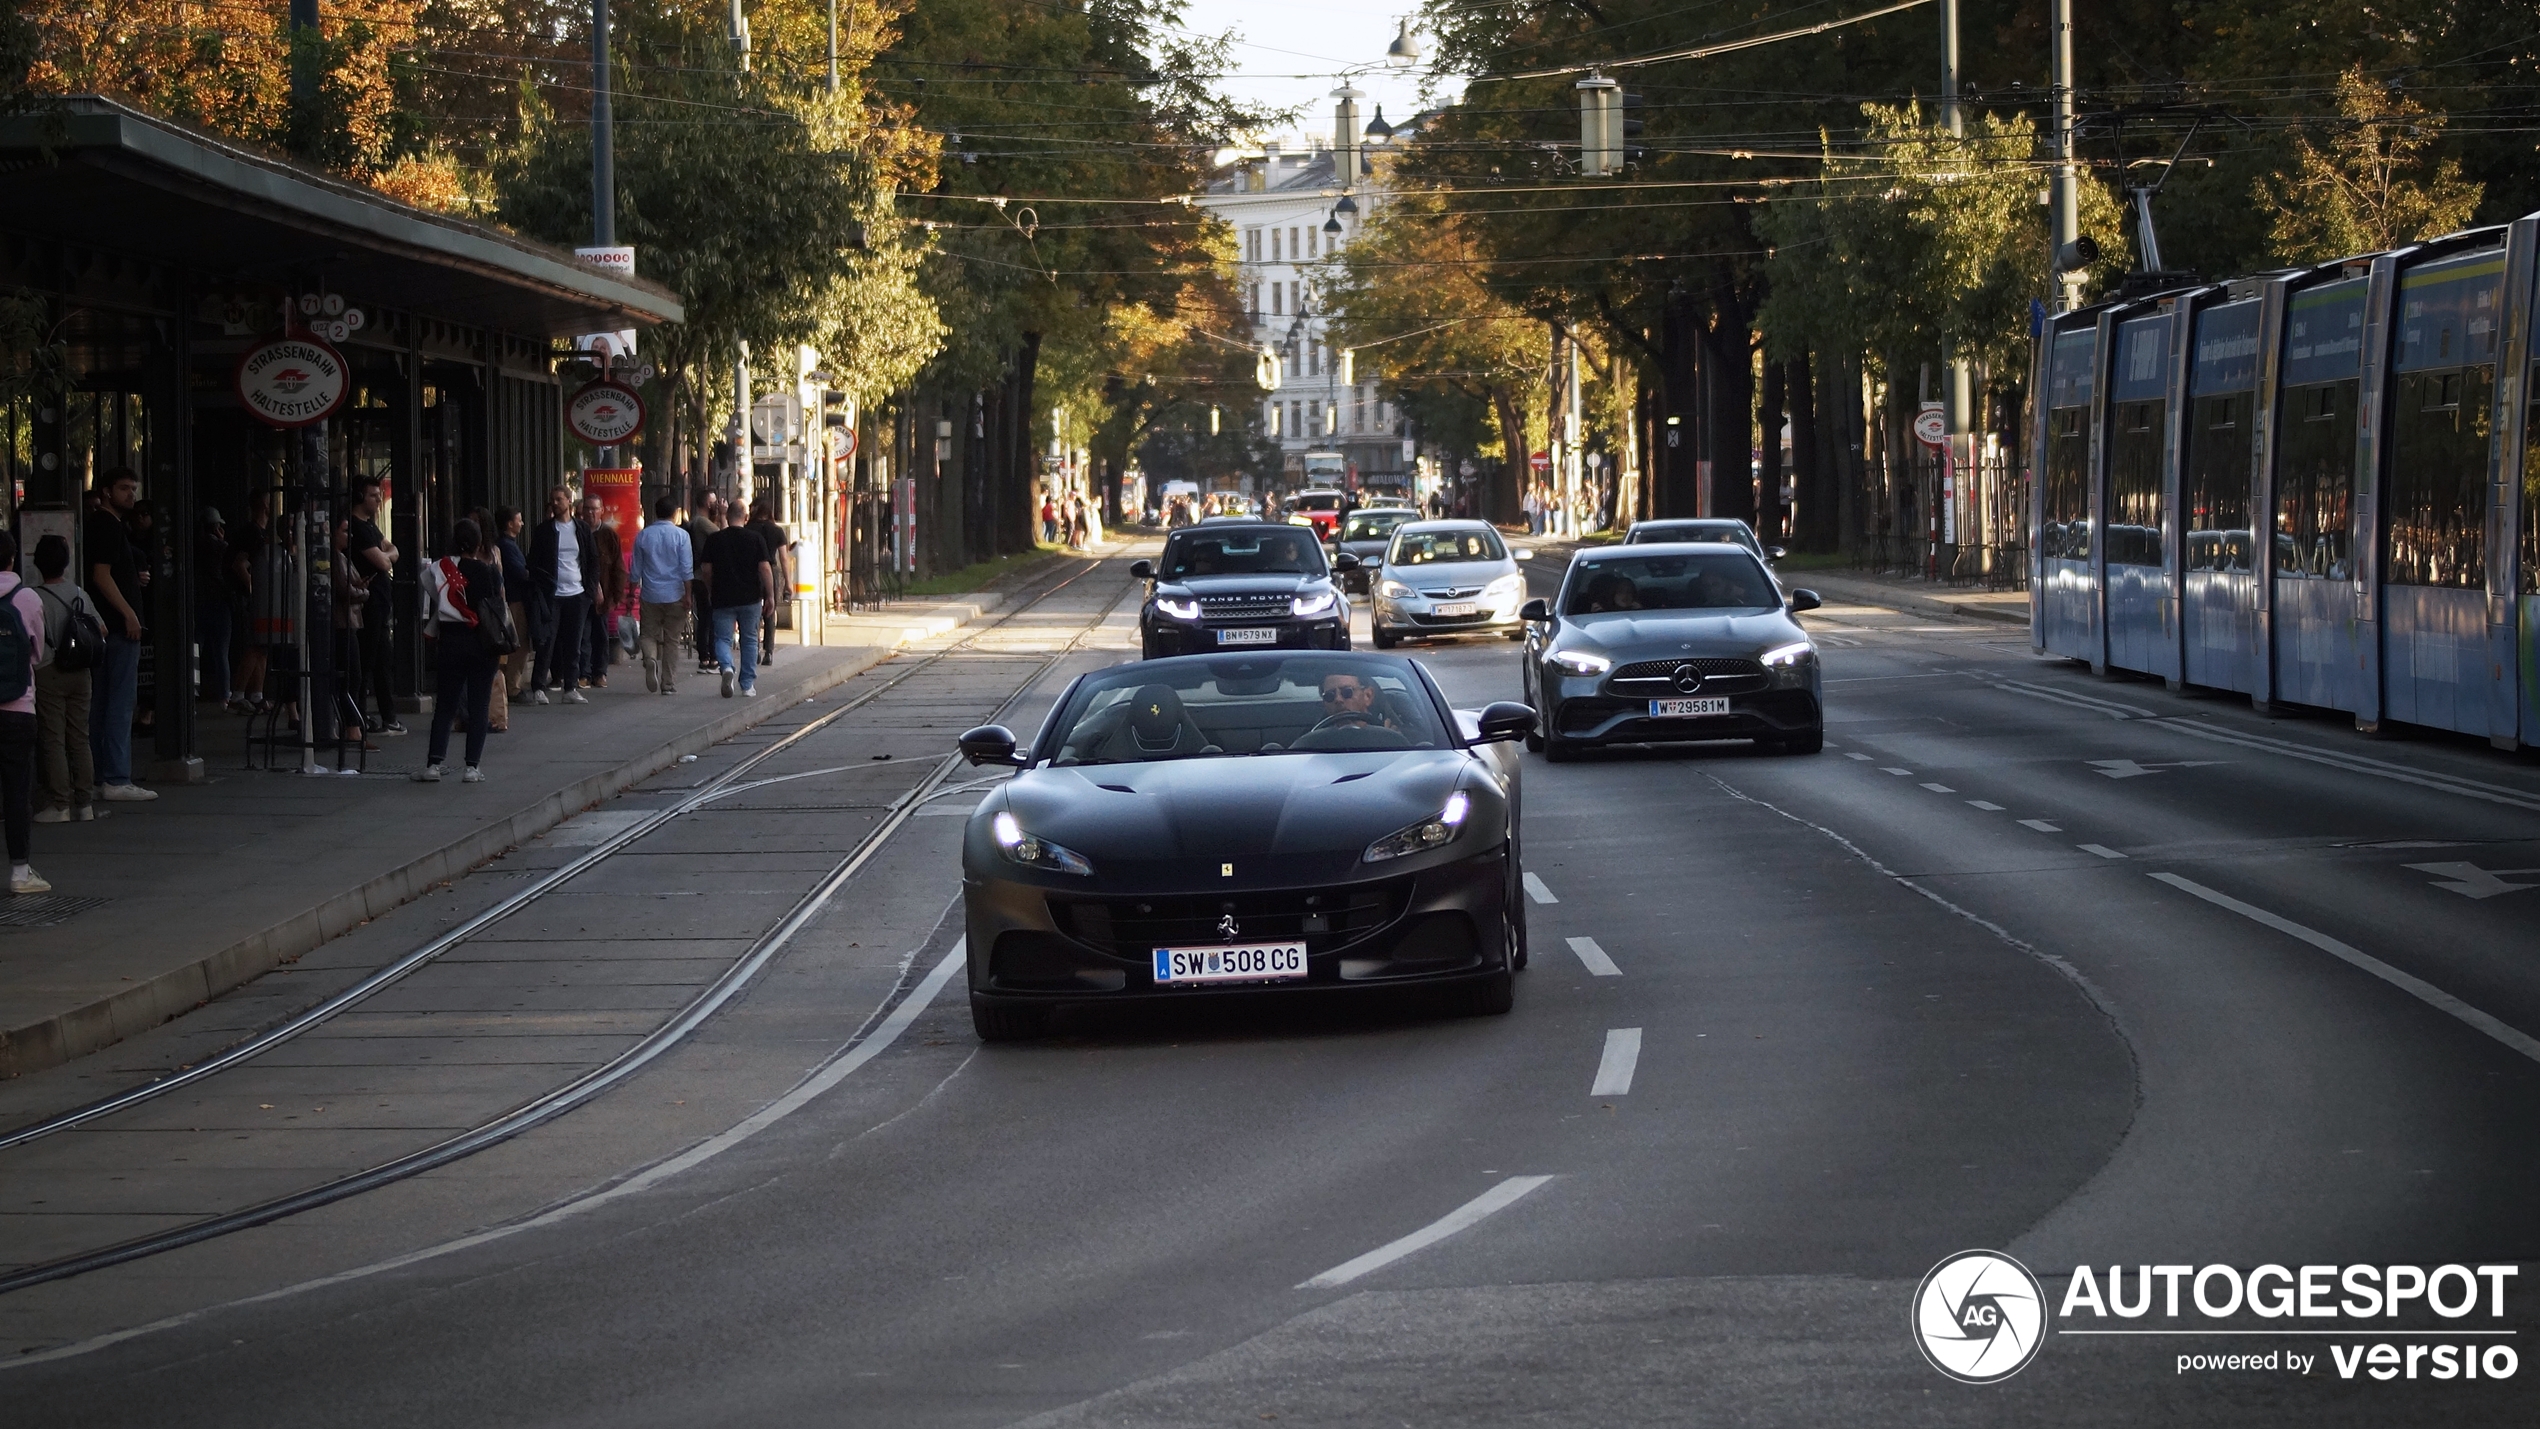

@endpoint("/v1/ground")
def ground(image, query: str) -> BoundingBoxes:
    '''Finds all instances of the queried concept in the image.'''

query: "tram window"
[2184,391,2253,572]
[2275,380,2357,579]
[2524,366,2540,595]
[2106,400,2165,567]
[2384,364,2491,588]
[2041,406,2091,559]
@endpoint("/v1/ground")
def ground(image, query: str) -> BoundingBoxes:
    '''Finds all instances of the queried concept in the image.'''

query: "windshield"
[1047,655,1450,763]
[1293,492,1343,511]
[1160,527,1327,579]
[1390,527,1508,565]
[1628,521,1763,556]
[1340,511,1412,542]
[1563,552,1778,615]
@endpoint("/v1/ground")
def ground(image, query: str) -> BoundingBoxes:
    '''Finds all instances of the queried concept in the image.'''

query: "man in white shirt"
[526,485,598,704]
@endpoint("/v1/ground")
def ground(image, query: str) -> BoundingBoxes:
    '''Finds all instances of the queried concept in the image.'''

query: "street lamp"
[1386,18,1420,67]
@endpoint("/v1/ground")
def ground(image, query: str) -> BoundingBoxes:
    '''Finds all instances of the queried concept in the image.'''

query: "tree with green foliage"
[2255,68,2484,265]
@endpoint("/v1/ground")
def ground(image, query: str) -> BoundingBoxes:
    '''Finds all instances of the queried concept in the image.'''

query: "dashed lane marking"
[1920,783,1956,794]
[1967,800,2005,811]
[2019,819,2063,833]
[1591,1028,1643,1096]
[2151,873,2540,1067]
[2078,843,2129,860]
[1523,872,1559,904]
[1881,767,1914,776]
[1297,1175,1556,1290]
[1566,936,1622,977]
[1844,752,1872,761]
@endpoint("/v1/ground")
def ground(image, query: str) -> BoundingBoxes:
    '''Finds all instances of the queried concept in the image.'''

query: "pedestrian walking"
[1041,494,1058,544]
[686,491,721,676]
[413,518,503,784]
[29,535,98,826]
[747,498,789,667]
[329,516,375,756]
[493,506,532,705]
[581,493,624,689]
[0,533,48,893]
[700,500,772,700]
[346,476,404,734]
[526,485,598,704]
[83,467,154,803]
[632,494,694,694]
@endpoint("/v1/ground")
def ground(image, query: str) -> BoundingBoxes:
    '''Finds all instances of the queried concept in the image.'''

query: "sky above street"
[1166,1,1459,142]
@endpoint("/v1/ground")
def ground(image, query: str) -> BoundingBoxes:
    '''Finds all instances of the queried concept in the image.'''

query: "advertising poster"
[581,467,643,621]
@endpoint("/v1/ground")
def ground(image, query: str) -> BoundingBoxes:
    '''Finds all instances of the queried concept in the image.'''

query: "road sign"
[566,379,646,445]
[1529,450,1551,472]
[235,335,349,428]
[827,424,857,461]
[1914,401,1947,448]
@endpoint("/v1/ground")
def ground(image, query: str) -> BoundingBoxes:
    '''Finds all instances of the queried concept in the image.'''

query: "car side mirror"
[957,724,1027,767]
[1474,701,1537,743]
[1787,588,1822,613]
[1332,552,1360,572]
[1766,545,1787,560]
[1128,559,1155,581]
[1512,548,1535,561]
[1519,598,1551,623]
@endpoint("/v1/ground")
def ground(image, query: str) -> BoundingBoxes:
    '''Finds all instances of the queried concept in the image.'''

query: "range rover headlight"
[992,810,1094,876]
[1548,648,1611,675]
[1364,790,1471,862]
[1155,595,1200,620]
[1292,589,1337,617]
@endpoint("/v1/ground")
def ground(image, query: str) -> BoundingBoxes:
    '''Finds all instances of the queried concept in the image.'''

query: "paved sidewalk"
[0,557,1083,1079]
[1787,570,2029,626]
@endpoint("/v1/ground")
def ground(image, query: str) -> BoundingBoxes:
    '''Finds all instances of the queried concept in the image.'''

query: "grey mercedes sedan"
[1518,543,1824,759]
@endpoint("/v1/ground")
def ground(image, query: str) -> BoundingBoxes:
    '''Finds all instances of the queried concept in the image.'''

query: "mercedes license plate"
[1216,626,1278,646]
[1650,697,1730,718]
[1433,602,1481,617]
[1153,942,1308,985]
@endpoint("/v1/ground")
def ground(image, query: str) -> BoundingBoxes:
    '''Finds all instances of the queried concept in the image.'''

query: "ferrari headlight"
[1548,648,1610,675]
[1364,790,1471,863]
[1377,579,1414,600]
[1484,572,1524,599]
[991,809,1094,876]
[1292,590,1337,617]
[1155,596,1200,620]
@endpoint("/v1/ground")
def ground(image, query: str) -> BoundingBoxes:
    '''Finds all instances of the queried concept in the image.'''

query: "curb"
[0,587,1022,1081]
[1798,573,2029,627]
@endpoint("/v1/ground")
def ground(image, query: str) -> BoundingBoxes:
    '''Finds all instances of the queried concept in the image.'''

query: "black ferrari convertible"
[954,652,1536,1039]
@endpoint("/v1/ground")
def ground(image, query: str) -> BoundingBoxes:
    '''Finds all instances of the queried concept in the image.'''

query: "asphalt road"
[5,553,2538,1427]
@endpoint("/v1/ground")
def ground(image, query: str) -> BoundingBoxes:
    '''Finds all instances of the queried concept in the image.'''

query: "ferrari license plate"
[1650,697,1730,718]
[1216,626,1278,646]
[1153,942,1308,985]
[1433,602,1481,617]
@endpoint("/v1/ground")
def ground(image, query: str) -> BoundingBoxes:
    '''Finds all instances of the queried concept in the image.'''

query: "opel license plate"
[1433,602,1481,617]
[1153,942,1308,985]
[1216,626,1278,646]
[1650,697,1729,717]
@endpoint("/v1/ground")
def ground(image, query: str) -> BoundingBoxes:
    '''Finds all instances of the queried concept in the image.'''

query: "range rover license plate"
[1216,626,1278,646]
[1153,942,1308,985]
[1650,697,1730,717]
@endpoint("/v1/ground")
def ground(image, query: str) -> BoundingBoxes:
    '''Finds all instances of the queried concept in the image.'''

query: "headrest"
[1129,684,1185,745]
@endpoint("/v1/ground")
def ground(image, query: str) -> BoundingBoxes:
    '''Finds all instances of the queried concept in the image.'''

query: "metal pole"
[1939,0,1961,137]
[2050,0,2080,312]
[288,0,319,114]
[734,343,751,504]
[592,0,614,245]
[827,0,839,93]
[730,0,750,73]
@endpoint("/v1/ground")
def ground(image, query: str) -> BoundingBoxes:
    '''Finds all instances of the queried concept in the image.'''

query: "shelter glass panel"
[2042,405,2091,559]
[2384,365,2491,588]
[2184,391,2254,572]
[2277,379,2358,580]
[2106,399,2164,567]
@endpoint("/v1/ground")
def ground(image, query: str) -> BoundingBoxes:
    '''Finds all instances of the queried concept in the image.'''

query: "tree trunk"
[1789,353,1827,552]
[1832,350,1865,559]
[1655,294,1701,516]
[1486,386,1526,526]
[1757,357,1785,543]
[1006,333,1043,554]
[1702,286,1756,524]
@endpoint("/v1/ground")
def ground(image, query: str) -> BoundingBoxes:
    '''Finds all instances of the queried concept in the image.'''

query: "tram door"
[2181,298,2261,692]
[2379,248,2506,736]
[2035,323,2099,660]
[2270,277,2369,710]
[2104,312,2177,678]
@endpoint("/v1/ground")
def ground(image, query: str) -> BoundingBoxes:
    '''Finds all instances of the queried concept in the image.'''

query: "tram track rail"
[0,554,1137,1295]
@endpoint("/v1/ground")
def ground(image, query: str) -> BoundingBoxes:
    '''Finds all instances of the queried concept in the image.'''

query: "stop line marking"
[1592,1028,1643,1096]
[1566,936,1622,976]
[1297,1175,1556,1289]
[1523,872,1559,904]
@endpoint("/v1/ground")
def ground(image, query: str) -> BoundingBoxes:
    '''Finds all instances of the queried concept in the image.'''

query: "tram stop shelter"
[0,96,682,778]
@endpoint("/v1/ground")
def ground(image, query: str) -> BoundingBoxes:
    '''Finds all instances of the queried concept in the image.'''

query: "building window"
[1271,229,1281,261]
[1272,283,1283,317]
[1289,228,1300,262]
[1308,344,1319,377]
[1246,228,1259,262]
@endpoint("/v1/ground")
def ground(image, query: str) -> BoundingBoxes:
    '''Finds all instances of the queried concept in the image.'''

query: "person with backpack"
[30,534,102,826]
[0,532,51,893]
[412,518,508,784]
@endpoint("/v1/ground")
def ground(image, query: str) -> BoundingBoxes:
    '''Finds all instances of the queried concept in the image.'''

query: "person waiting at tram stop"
[413,518,504,784]
[526,484,600,704]
[83,468,154,803]
[580,493,625,690]
[0,532,50,893]
[346,476,404,736]
[30,535,102,826]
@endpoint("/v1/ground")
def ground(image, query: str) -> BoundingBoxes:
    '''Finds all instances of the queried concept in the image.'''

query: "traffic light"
[1621,91,1645,164]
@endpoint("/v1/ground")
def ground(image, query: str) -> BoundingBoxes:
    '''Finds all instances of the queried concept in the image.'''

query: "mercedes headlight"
[992,810,1094,876]
[1761,640,1816,687]
[1292,589,1337,617]
[1155,595,1200,620]
[1548,648,1610,675]
[1364,790,1471,863]
[1377,579,1414,600]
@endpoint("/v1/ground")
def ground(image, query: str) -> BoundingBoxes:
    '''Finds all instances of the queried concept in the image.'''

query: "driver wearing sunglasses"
[1318,673,1395,729]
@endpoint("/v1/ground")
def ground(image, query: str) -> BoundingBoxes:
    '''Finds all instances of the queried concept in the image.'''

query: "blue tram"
[2029,213,2539,749]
